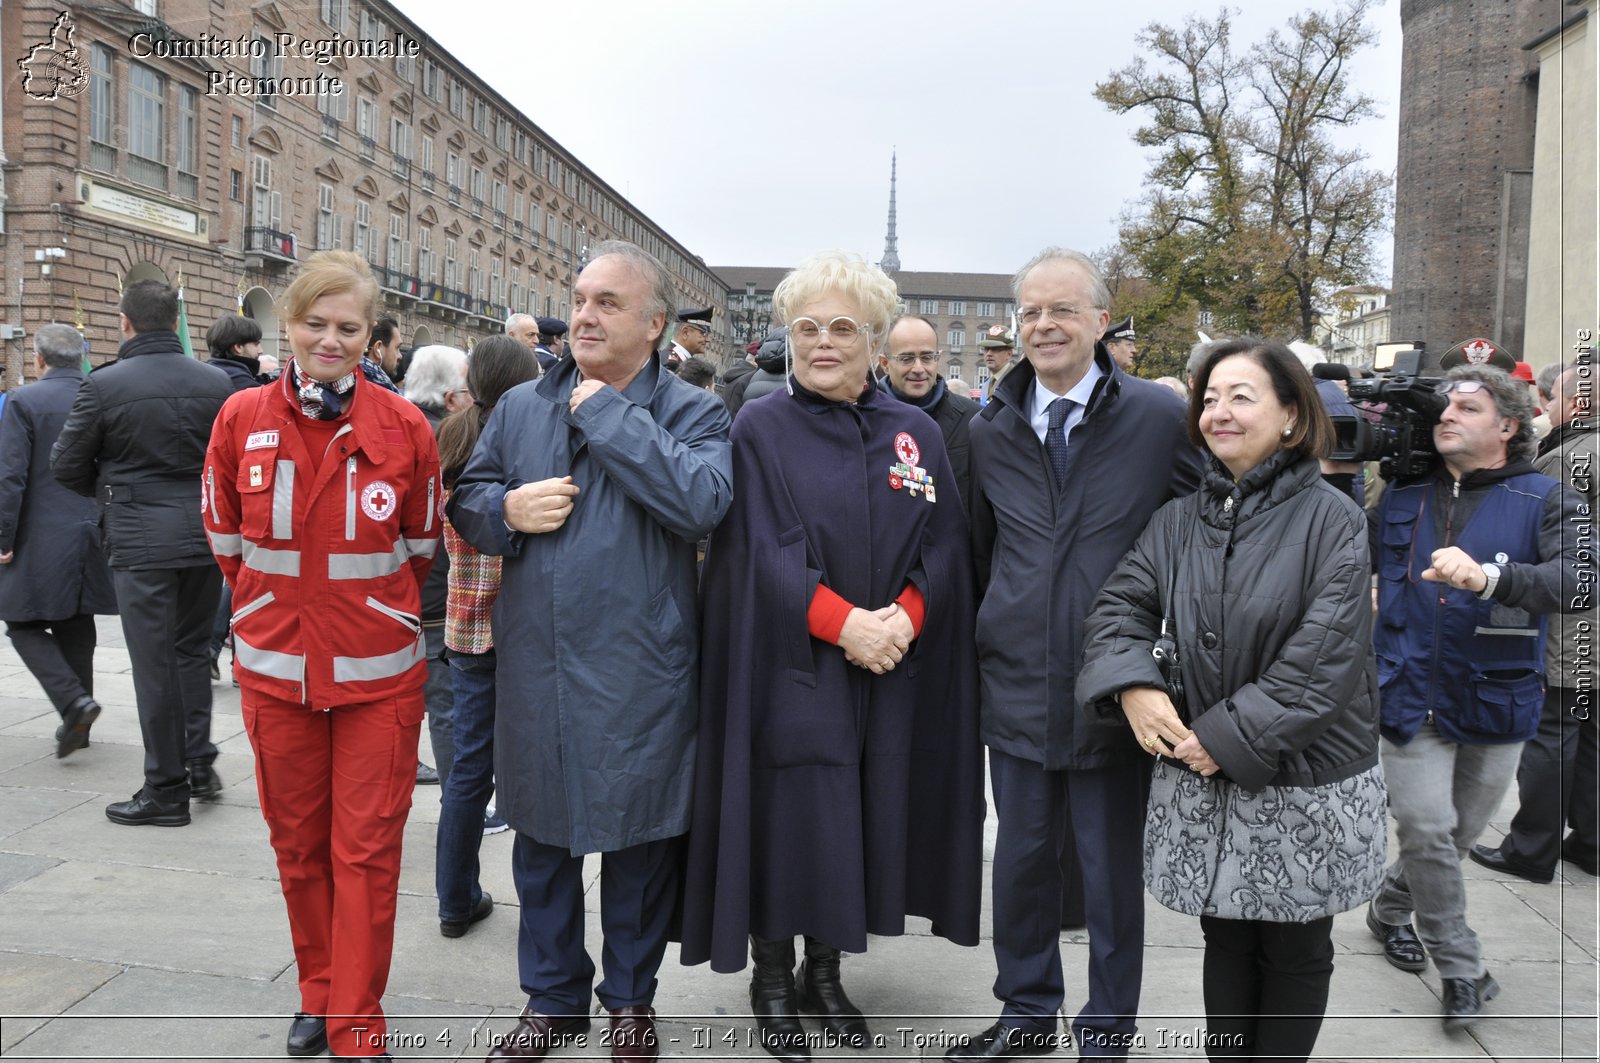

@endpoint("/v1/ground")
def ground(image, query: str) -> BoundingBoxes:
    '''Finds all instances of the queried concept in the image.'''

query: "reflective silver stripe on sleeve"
[241,541,301,577]
[272,461,295,539]
[233,635,305,681]
[332,637,426,682]
[1472,627,1539,637]
[208,531,243,557]
[404,536,438,559]
[327,540,407,580]
[425,475,435,533]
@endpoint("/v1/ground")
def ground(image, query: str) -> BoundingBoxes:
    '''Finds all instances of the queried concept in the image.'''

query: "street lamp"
[738,282,768,350]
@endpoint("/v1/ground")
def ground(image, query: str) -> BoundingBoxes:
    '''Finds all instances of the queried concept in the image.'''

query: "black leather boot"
[749,935,810,1063]
[796,935,869,1048]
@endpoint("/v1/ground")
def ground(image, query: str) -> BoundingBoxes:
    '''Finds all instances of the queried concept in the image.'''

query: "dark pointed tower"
[880,151,901,273]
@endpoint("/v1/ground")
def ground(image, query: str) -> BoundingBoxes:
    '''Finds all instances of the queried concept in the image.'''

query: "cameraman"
[1365,364,1589,1031]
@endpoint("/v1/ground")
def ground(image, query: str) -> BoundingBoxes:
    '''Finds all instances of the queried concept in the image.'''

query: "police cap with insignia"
[1105,315,1135,341]
[1439,337,1516,372]
[676,307,713,334]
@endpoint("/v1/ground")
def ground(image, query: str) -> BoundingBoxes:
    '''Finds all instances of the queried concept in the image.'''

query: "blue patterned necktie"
[1045,397,1073,490]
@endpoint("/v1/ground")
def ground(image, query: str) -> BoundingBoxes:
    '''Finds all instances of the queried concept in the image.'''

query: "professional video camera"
[1314,342,1446,481]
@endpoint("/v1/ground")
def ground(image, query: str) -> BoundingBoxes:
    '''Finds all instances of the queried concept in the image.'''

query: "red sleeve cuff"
[896,583,926,638]
[807,583,854,644]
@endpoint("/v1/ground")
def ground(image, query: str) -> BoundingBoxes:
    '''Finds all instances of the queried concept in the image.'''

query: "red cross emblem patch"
[894,432,920,466]
[361,480,398,521]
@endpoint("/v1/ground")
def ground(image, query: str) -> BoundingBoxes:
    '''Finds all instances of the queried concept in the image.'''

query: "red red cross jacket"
[204,373,443,706]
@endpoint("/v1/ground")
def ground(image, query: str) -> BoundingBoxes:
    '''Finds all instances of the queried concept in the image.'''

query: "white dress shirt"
[1029,359,1104,446]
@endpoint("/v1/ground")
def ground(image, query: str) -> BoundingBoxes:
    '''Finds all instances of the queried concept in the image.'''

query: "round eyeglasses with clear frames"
[1017,304,1097,327]
[790,316,869,344]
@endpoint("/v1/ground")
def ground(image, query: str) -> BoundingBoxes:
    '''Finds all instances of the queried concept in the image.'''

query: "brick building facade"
[2,0,724,386]
[1390,0,1569,365]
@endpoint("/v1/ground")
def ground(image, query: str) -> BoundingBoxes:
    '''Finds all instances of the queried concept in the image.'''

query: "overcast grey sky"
[402,0,1402,278]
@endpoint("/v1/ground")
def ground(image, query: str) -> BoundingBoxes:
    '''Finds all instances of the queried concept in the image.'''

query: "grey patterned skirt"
[1144,759,1387,922]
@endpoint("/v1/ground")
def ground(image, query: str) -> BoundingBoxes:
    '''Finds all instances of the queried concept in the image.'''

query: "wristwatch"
[1476,562,1502,600]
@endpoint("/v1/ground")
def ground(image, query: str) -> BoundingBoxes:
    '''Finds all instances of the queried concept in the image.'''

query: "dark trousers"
[5,614,98,713]
[210,582,233,658]
[989,749,1149,1056]
[1059,813,1086,927]
[1198,915,1335,1062]
[1502,686,1598,871]
[112,564,222,797]
[511,831,679,1014]
[422,626,454,784]
[436,652,496,921]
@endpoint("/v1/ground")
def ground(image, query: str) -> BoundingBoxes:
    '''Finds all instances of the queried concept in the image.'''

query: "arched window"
[242,286,280,361]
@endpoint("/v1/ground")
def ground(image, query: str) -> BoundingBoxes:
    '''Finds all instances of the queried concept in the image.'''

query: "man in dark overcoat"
[0,324,117,757]
[949,249,1202,1060]
[450,242,732,1062]
[51,281,234,827]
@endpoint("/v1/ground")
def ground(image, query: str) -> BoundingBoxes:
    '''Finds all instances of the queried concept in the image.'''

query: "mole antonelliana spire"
[880,150,901,273]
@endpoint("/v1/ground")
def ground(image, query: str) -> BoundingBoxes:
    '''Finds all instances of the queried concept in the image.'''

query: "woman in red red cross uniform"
[204,251,442,1063]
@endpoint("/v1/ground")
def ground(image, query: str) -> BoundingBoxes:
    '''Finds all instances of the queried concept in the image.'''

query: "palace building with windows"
[1,0,725,383]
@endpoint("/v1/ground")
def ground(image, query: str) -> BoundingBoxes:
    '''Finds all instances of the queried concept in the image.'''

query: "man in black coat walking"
[52,281,234,827]
[0,324,118,758]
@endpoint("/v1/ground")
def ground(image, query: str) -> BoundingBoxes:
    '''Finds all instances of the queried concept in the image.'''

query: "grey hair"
[1535,361,1567,403]
[35,323,85,369]
[1446,365,1537,462]
[585,239,675,344]
[1187,338,1223,381]
[505,312,538,334]
[1011,247,1111,310]
[402,344,468,408]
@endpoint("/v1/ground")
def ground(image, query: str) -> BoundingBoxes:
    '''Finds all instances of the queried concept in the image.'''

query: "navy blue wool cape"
[679,376,985,973]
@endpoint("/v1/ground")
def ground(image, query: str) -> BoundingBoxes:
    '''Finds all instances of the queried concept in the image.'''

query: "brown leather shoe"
[485,1008,591,1061]
[609,1006,658,1063]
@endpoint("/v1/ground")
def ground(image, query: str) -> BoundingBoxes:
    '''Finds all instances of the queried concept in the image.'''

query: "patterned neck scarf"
[290,359,358,421]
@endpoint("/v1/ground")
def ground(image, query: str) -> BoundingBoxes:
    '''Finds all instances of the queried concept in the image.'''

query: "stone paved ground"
[1,619,1595,1061]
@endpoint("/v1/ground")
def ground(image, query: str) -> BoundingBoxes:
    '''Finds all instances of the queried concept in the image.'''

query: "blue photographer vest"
[1375,471,1555,745]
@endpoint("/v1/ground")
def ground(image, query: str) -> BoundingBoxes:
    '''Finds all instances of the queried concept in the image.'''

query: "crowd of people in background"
[0,240,1590,1063]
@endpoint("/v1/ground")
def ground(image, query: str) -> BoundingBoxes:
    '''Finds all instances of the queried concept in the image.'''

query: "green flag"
[176,285,196,358]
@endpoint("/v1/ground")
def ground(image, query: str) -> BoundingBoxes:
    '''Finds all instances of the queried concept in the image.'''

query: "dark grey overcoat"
[0,369,116,621]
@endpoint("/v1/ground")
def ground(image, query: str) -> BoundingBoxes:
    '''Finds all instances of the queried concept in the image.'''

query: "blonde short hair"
[772,251,900,352]
[281,250,380,325]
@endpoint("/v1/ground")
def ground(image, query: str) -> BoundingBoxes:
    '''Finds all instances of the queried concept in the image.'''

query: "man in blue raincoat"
[450,240,732,1063]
